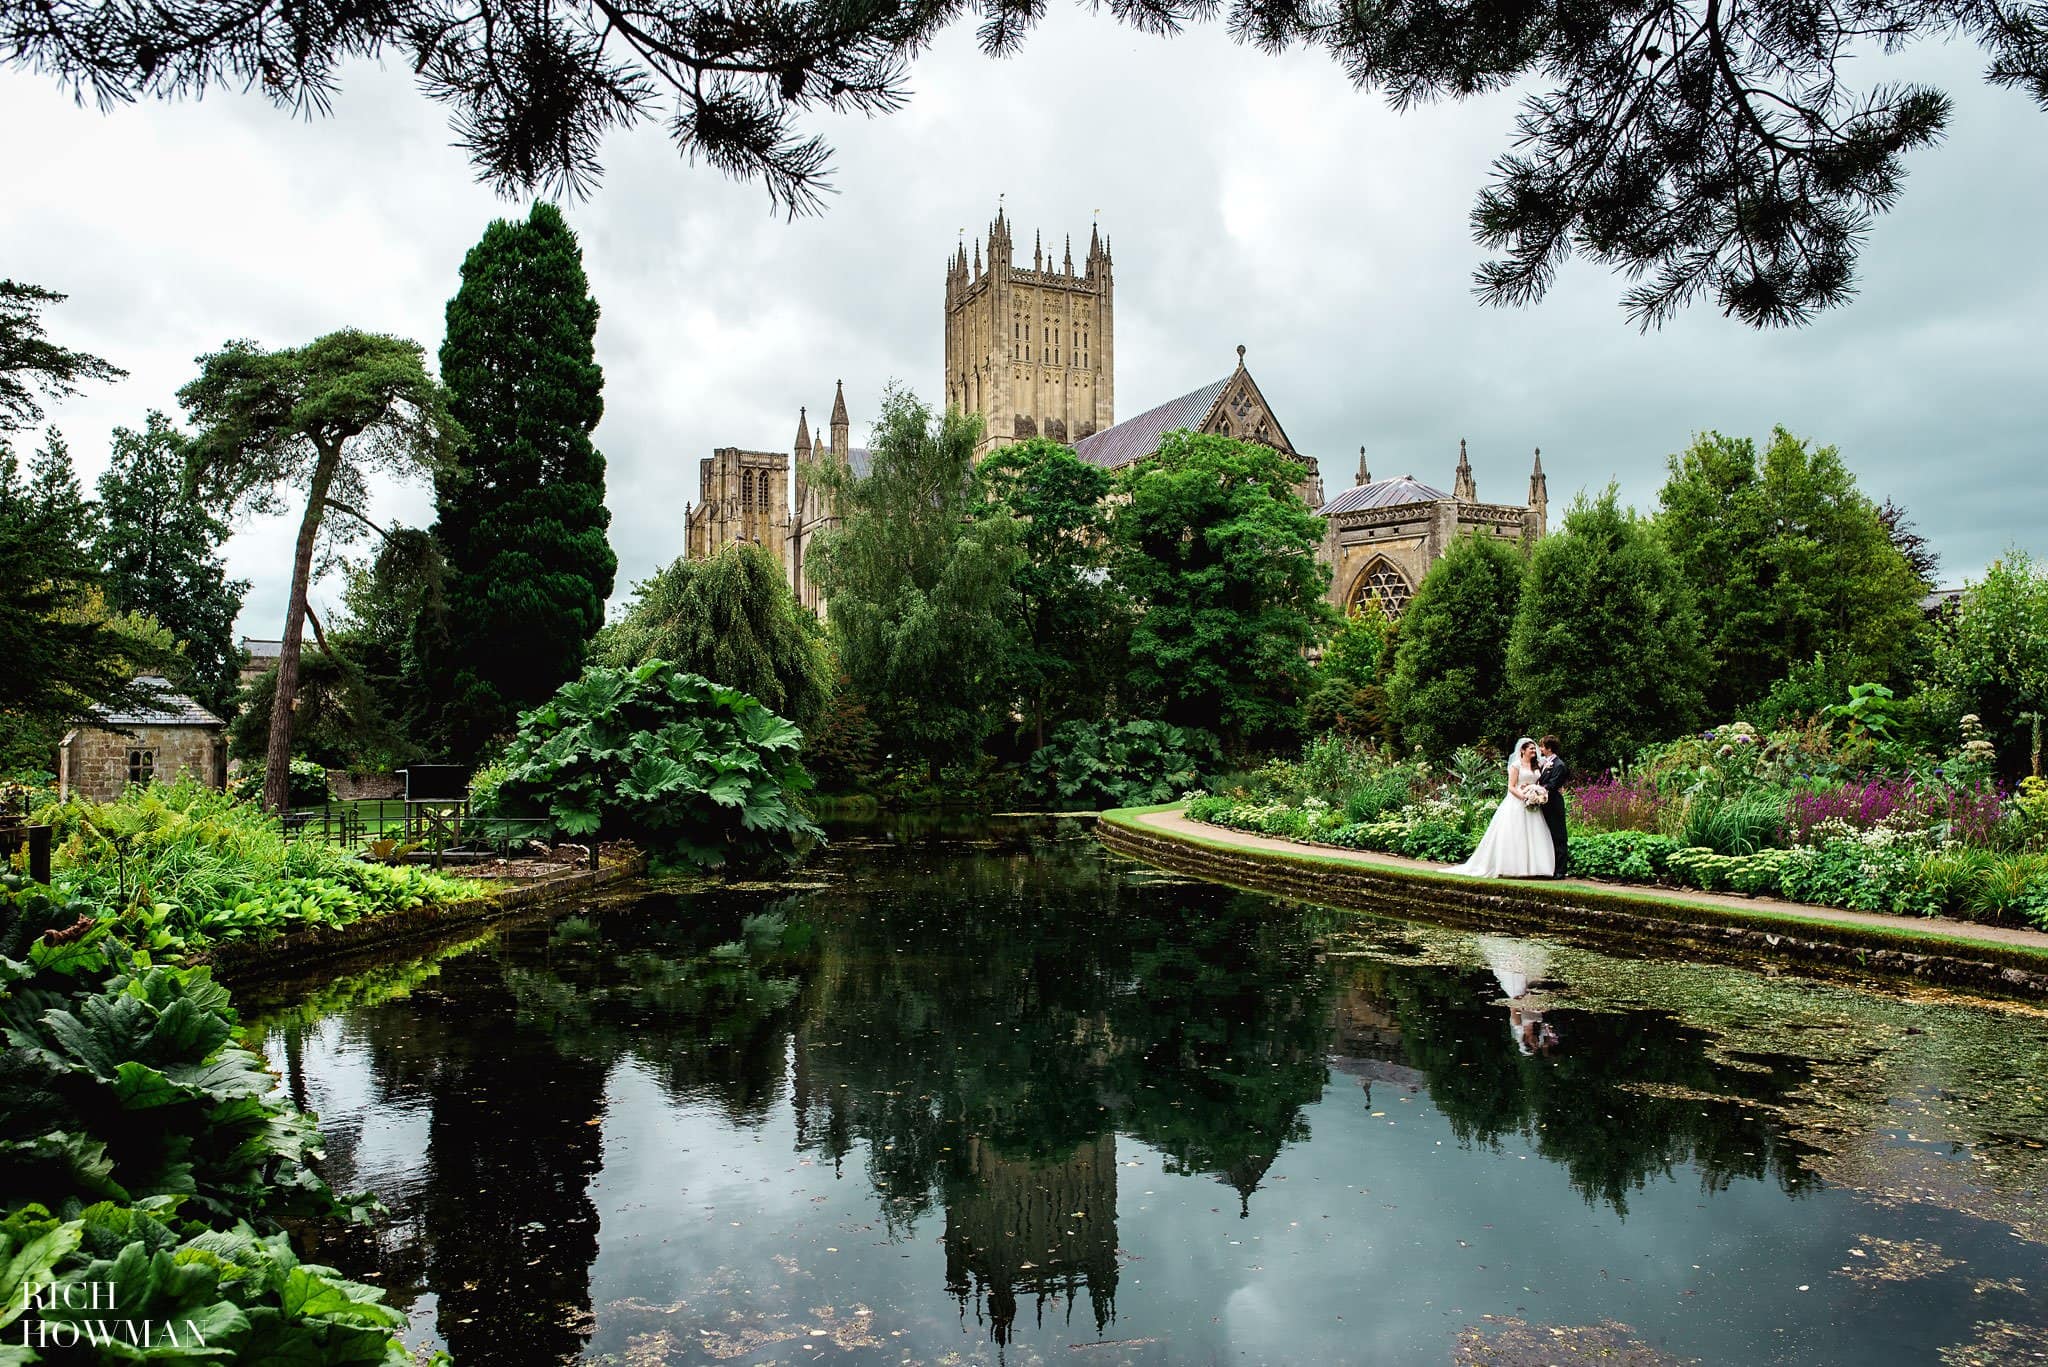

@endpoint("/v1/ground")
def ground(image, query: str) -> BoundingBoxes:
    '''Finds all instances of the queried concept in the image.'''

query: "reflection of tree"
[497,903,812,1122]
[1341,959,1815,1214]
[786,844,1336,1336]
[1106,895,1332,1216]
[289,894,819,1366]
[415,948,606,1364]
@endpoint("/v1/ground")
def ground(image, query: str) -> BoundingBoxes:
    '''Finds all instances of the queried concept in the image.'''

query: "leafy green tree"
[8,5,2032,324]
[179,330,459,812]
[1509,488,1707,768]
[808,389,1023,780]
[0,431,159,770]
[1386,532,1526,760]
[89,412,248,718]
[0,280,125,433]
[1928,549,2048,777]
[329,525,449,752]
[801,672,882,792]
[1656,428,1925,717]
[429,202,616,760]
[983,437,1129,748]
[1305,601,1395,740]
[1110,430,1332,750]
[600,542,829,731]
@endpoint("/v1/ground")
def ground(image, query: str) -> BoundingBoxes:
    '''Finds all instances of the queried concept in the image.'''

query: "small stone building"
[237,637,281,689]
[58,677,227,803]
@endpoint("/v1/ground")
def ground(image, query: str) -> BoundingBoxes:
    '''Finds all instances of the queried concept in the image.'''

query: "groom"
[1537,736,1570,878]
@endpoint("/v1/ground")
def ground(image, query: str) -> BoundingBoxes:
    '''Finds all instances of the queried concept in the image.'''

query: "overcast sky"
[4,15,2044,638]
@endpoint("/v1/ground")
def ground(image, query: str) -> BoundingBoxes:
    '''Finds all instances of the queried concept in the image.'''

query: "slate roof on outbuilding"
[92,676,224,728]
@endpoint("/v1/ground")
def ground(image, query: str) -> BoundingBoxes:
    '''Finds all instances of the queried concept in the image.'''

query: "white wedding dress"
[1450,757,1556,878]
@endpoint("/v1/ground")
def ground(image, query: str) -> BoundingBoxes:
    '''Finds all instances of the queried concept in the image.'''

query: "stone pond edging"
[1095,807,2048,1002]
[190,853,650,987]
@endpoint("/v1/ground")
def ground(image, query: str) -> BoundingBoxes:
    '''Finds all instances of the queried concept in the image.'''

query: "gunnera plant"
[487,660,822,871]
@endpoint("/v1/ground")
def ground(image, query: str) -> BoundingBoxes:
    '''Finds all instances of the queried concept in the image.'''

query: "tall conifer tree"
[92,411,249,717]
[430,202,616,758]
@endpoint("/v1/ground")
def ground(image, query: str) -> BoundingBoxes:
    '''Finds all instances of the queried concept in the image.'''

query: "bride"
[1450,738,1556,878]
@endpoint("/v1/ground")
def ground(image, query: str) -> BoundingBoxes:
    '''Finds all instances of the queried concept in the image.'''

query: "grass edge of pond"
[1098,804,2048,993]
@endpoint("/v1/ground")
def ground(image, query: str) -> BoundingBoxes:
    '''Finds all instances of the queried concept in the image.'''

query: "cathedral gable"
[1198,365,1294,455]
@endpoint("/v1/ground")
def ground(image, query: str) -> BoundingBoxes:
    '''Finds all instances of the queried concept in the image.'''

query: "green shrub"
[1913,846,2000,917]
[228,757,331,808]
[1293,735,1385,804]
[1680,789,1789,855]
[1026,718,1222,810]
[1343,767,1418,824]
[493,660,821,871]
[2019,875,2048,930]
[1394,819,1477,863]
[1572,831,1683,881]
[1965,852,2048,922]
[33,780,480,953]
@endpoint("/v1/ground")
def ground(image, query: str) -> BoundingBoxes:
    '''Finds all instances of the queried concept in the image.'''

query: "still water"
[247,819,2048,1365]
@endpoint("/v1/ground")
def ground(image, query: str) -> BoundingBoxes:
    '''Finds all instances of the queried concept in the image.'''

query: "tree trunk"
[263,446,342,814]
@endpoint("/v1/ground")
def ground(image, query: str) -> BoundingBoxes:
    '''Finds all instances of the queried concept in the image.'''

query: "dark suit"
[1538,753,1570,877]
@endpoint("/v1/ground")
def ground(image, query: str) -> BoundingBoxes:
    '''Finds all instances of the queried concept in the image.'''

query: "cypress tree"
[429,201,616,758]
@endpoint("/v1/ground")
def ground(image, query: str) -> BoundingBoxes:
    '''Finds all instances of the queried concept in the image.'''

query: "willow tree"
[180,330,459,812]
[601,542,830,731]
[808,390,1023,780]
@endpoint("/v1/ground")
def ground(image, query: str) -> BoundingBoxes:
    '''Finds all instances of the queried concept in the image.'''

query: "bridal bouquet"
[1523,789,1548,810]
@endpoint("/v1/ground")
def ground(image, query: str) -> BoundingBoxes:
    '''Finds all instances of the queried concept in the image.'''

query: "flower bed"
[1183,724,2048,929]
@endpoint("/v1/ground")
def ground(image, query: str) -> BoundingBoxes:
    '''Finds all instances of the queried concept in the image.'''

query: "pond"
[245,818,2048,1365]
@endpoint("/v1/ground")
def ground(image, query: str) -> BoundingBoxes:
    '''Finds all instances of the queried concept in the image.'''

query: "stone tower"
[945,205,1114,455]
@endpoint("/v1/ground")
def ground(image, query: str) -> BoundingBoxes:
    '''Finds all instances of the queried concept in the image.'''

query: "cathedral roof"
[1072,377,1231,470]
[846,447,871,478]
[1317,475,1449,516]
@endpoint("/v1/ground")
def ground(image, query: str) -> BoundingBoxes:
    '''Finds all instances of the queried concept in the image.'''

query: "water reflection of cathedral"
[943,1134,1120,1344]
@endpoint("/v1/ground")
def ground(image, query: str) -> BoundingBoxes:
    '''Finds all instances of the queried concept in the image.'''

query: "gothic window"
[742,471,755,510]
[1350,557,1413,618]
[127,748,156,787]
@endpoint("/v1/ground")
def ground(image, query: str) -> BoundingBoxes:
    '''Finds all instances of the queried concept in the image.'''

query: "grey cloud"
[1,10,2041,643]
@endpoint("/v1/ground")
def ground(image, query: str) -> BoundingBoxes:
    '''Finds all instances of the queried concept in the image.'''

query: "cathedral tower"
[945,205,1114,456]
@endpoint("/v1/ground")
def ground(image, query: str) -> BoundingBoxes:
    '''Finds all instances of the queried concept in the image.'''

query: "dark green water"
[247,819,2048,1365]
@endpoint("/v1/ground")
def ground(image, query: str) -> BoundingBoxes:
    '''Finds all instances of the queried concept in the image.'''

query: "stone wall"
[59,724,223,803]
[327,770,404,800]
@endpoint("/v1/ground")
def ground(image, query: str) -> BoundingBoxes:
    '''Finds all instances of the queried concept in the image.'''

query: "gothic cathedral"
[945,206,1115,453]
[683,207,1550,621]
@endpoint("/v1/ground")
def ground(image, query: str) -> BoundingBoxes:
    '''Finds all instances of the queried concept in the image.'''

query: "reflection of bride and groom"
[1479,934,1558,1056]
[1449,735,1571,880]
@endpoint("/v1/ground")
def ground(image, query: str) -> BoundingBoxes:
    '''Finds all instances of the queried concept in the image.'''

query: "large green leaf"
[0,1220,83,1329]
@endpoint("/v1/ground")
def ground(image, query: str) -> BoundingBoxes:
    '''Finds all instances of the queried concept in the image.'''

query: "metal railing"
[281,799,573,866]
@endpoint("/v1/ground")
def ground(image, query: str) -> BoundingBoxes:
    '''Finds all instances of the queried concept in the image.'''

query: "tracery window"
[1350,557,1413,618]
